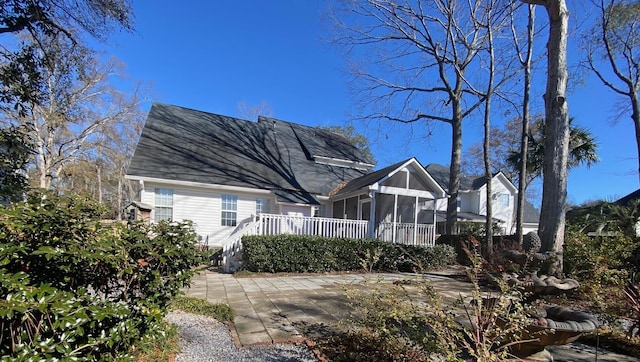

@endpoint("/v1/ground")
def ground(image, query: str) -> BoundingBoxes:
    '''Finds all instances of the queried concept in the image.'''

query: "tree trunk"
[632,91,640,184]
[484,15,496,256]
[446,102,463,235]
[516,5,535,244]
[537,0,570,276]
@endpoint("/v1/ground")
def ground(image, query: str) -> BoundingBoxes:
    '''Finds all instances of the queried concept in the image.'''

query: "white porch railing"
[218,213,436,272]
[376,222,436,247]
[258,214,369,239]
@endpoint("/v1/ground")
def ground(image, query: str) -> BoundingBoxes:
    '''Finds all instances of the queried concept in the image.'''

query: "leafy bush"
[564,228,636,287]
[320,245,531,361]
[241,234,456,273]
[0,192,204,360]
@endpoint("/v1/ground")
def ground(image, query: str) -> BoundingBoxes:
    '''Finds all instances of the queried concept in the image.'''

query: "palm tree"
[507,117,599,188]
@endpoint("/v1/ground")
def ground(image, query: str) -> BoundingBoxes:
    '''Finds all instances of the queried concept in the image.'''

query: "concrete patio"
[183,270,640,362]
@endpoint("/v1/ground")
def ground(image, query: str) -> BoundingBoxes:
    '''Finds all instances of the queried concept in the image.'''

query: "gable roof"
[333,158,447,198]
[615,188,640,206]
[424,163,539,224]
[425,163,486,191]
[425,164,516,193]
[127,103,371,200]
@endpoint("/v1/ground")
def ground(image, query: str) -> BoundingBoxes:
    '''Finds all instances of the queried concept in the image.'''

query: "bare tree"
[334,0,516,234]
[521,0,571,275]
[237,100,274,120]
[1,36,145,192]
[512,4,536,244]
[585,0,640,183]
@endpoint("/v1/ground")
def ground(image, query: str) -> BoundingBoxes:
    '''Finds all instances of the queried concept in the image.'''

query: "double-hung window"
[499,194,510,207]
[154,188,173,222]
[221,194,237,226]
[255,198,269,215]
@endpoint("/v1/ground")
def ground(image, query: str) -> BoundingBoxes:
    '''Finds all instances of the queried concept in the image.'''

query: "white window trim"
[221,194,238,226]
[154,188,173,222]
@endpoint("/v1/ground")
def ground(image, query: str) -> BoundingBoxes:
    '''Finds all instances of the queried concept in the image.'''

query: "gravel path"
[165,311,319,362]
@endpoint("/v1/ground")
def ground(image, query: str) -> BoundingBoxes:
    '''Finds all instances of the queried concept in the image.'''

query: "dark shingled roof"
[425,163,489,191]
[424,163,539,224]
[333,158,413,197]
[615,188,640,206]
[127,103,371,200]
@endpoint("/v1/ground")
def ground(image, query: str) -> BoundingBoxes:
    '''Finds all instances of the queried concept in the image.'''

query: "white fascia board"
[376,185,438,199]
[377,158,447,198]
[375,159,415,185]
[124,175,272,194]
[313,156,374,170]
[275,200,317,207]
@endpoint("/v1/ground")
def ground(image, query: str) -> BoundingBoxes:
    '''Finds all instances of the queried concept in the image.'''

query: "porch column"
[433,198,437,244]
[393,194,398,243]
[414,196,419,245]
[343,199,347,219]
[368,191,376,238]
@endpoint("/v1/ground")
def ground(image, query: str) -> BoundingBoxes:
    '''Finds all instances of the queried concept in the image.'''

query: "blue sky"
[105,1,639,207]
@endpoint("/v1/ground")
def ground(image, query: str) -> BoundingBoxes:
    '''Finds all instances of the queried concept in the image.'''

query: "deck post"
[414,196,419,245]
[392,194,398,243]
[368,191,376,238]
[432,198,437,244]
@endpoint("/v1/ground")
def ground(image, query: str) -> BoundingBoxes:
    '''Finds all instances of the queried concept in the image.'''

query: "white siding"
[141,182,276,245]
[478,178,516,232]
[174,188,218,236]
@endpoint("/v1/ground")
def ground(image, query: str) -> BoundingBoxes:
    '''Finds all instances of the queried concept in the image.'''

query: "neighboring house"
[425,164,540,235]
[567,188,640,237]
[126,103,538,256]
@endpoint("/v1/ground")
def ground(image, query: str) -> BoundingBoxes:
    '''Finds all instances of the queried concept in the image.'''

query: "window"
[499,194,510,207]
[256,198,269,215]
[154,188,173,222]
[221,194,237,226]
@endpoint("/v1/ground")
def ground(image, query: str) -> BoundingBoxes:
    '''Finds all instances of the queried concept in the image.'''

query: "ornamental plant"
[0,191,204,360]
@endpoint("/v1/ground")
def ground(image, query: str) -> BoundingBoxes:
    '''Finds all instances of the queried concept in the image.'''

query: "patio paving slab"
[183,270,640,361]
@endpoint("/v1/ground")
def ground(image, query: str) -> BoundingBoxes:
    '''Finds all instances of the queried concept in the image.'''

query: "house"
[425,164,540,235]
[126,103,446,241]
[566,188,640,237]
[126,103,538,270]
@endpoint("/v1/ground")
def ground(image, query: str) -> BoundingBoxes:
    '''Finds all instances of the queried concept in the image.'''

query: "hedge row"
[241,234,456,273]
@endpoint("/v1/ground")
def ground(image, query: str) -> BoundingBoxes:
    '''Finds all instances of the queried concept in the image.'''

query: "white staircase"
[217,217,260,273]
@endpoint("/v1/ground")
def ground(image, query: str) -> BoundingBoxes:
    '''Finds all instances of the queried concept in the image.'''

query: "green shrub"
[241,234,456,273]
[564,228,636,287]
[321,246,531,362]
[0,191,204,360]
